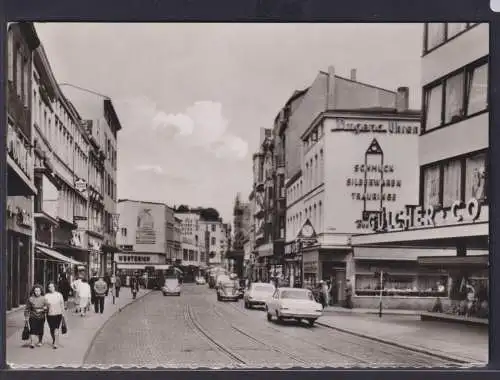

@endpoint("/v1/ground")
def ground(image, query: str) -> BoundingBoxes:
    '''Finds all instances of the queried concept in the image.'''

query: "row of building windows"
[287,201,323,239]
[105,171,117,201]
[288,150,325,204]
[424,59,488,133]
[303,124,325,150]
[424,23,478,54]
[183,249,198,262]
[422,151,487,209]
[89,205,103,235]
[7,30,30,112]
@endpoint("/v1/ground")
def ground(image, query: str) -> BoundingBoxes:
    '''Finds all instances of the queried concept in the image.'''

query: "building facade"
[61,85,122,275]
[230,194,252,277]
[351,23,489,312]
[175,212,202,267]
[279,66,422,299]
[6,22,40,310]
[116,200,171,274]
[199,219,228,267]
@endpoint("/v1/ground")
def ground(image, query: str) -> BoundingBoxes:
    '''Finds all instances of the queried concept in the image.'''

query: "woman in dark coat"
[24,284,47,348]
[58,273,71,309]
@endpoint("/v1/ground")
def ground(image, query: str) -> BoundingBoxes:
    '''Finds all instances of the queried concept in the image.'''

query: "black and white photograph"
[4,21,489,368]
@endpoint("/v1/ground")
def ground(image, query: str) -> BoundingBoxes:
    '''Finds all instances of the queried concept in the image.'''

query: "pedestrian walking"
[58,273,71,310]
[89,272,98,311]
[78,278,92,317]
[321,280,331,308]
[115,275,122,298]
[94,276,108,314]
[104,272,111,296]
[344,279,353,309]
[71,276,82,314]
[130,273,139,299]
[45,282,65,349]
[24,284,47,348]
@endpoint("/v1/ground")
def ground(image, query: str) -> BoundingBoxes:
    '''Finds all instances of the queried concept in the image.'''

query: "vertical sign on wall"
[362,139,384,220]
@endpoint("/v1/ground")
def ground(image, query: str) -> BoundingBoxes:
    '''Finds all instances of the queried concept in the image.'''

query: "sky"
[34,23,424,223]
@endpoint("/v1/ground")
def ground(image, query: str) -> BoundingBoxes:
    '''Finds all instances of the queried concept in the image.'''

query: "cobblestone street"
[83,284,485,368]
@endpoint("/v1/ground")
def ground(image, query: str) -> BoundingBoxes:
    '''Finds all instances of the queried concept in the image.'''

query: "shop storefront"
[6,197,33,310]
[351,198,489,312]
[34,245,85,290]
[283,241,301,287]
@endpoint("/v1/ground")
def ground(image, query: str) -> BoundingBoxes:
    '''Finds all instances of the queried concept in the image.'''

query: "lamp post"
[111,213,120,305]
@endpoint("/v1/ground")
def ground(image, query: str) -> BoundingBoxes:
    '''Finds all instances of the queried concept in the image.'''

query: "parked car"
[244,282,275,309]
[162,277,181,296]
[195,276,206,285]
[265,287,323,326]
[217,279,240,302]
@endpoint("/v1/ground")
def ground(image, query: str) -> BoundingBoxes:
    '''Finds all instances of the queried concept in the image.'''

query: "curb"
[324,310,419,317]
[81,290,154,366]
[315,320,472,365]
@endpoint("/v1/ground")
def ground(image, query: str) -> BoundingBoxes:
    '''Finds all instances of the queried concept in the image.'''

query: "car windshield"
[281,290,314,300]
[253,285,275,292]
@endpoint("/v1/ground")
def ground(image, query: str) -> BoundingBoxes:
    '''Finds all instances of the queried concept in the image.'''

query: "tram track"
[221,300,466,367]
[183,304,247,366]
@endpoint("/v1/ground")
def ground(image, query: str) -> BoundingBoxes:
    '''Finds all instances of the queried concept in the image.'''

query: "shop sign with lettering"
[334,119,420,135]
[303,262,318,273]
[368,198,483,232]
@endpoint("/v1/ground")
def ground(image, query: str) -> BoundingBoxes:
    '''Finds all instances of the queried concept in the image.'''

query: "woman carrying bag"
[23,284,47,348]
[45,282,66,349]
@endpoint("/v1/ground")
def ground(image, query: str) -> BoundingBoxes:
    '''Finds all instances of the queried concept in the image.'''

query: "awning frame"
[36,246,85,266]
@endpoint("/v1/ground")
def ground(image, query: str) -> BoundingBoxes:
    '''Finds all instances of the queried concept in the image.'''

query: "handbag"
[22,321,30,341]
[61,316,68,335]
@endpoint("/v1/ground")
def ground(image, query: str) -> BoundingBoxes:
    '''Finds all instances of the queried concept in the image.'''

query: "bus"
[116,263,183,290]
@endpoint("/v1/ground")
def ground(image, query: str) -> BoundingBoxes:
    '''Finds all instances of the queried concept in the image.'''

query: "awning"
[417,255,489,267]
[36,246,85,266]
[257,243,273,257]
[354,247,458,261]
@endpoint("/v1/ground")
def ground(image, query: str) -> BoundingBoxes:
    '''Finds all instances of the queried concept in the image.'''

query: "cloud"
[213,135,249,160]
[134,164,163,174]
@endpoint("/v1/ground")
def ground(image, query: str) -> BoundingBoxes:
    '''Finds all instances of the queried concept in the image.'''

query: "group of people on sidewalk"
[23,271,142,350]
[24,282,66,350]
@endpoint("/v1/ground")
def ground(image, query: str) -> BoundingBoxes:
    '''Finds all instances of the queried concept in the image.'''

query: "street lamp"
[111,213,120,305]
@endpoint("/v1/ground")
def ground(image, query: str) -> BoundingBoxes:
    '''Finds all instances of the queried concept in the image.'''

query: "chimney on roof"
[396,87,410,113]
[350,69,357,81]
[327,66,336,110]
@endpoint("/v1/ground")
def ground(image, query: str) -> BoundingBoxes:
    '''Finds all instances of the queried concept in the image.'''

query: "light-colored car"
[217,280,240,302]
[244,282,275,309]
[162,277,181,296]
[195,276,206,285]
[265,287,323,326]
[215,274,231,289]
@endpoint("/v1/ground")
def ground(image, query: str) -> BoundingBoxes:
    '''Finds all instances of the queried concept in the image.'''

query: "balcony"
[7,123,36,196]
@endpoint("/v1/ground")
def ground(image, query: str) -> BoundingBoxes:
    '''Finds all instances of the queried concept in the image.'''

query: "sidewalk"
[323,306,418,316]
[317,312,488,364]
[6,289,153,368]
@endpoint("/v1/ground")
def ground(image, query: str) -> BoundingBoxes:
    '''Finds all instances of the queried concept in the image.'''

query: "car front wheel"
[307,319,316,326]
[266,310,272,321]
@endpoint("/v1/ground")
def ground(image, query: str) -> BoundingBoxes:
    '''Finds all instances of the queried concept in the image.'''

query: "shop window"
[465,152,487,202]
[442,159,462,208]
[422,164,441,208]
[467,63,488,115]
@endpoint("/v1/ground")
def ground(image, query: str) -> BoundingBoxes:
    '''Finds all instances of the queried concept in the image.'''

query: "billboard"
[117,201,167,254]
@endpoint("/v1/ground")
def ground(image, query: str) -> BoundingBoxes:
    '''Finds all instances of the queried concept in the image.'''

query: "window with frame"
[211,237,216,245]
[423,59,488,132]
[422,164,441,208]
[467,63,488,115]
[121,228,127,237]
[442,159,462,208]
[16,48,22,97]
[426,23,446,51]
[465,152,487,202]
